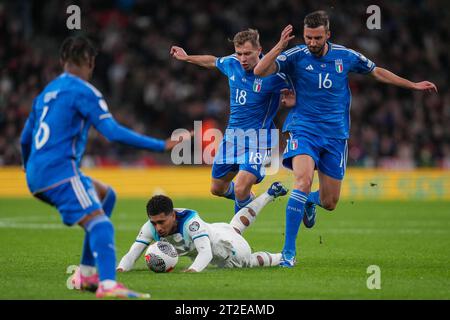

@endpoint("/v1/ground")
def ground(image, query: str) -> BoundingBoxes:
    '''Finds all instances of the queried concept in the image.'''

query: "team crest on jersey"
[290,139,298,150]
[253,78,263,92]
[335,59,344,73]
[189,221,200,232]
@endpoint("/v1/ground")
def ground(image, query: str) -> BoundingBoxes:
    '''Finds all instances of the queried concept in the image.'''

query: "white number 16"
[318,73,333,89]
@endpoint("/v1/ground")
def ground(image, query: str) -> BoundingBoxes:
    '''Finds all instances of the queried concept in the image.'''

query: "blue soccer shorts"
[211,139,270,184]
[282,131,348,180]
[34,175,102,226]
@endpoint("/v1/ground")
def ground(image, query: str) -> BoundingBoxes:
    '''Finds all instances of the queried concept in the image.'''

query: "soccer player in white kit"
[117,182,288,272]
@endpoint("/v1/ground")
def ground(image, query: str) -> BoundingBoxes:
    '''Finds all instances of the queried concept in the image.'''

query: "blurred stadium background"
[1,0,449,301]
[0,0,449,199]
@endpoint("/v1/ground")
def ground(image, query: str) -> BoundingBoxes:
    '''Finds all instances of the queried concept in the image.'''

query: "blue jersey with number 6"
[276,43,376,139]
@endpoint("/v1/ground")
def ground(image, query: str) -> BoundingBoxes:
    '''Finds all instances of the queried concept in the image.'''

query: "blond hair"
[232,29,261,48]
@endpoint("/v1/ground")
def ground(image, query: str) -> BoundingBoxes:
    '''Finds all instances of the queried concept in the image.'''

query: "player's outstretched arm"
[184,236,213,273]
[95,117,190,152]
[117,221,155,272]
[165,130,193,151]
[117,241,148,272]
[20,116,34,170]
[20,100,37,170]
[254,25,295,77]
[370,67,438,93]
[170,46,216,69]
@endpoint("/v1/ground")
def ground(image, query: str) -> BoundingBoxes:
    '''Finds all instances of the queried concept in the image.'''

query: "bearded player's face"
[304,26,330,56]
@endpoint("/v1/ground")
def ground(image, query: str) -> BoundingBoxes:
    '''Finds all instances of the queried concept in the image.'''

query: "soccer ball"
[144,241,178,273]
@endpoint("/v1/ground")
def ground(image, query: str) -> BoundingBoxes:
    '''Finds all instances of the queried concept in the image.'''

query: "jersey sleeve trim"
[275,59,281,73]
[216,55,239,65]
[366,63,376,73]
[192,234,209,241]
[99,113,113,120]
[284,46,303,56]
[276,72,286,80]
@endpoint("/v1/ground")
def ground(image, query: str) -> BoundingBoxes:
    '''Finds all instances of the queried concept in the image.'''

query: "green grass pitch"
[0,197,449,299]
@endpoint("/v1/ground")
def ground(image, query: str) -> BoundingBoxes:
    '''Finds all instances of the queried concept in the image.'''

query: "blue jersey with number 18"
[276,42,376,139]
[216,55,290,132]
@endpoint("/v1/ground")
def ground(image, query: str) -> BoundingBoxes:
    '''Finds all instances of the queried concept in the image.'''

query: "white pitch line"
[0,220,448,235]
[0,220,141,231]
[318,228,449,235]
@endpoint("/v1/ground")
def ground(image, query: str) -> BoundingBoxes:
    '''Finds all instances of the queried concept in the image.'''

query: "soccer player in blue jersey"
[170,29,293,214]
[20,36,187,298]
[254,11,438,267]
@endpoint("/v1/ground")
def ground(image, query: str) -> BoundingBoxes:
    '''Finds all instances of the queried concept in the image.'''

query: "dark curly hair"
[59,35,97,66]
[146,195,174,218]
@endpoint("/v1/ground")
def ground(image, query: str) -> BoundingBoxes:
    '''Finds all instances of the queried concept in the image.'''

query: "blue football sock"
[307,190,321,207]
[85,215,116,281]
[81,233,95,267]
[80,188,116,267]
[102,187,116,218]
[223,182,236,201]
[234,194,254,214]
[282,189,308,258]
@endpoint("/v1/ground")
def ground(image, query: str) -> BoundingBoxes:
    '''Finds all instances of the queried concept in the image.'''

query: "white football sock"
[100,280,117,290]
[250,252,282,267]
[230,192,273,234]
[80,264,97,277]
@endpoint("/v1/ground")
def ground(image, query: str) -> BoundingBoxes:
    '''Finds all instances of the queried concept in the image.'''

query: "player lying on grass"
[117,182,288,272]
[21,35,188,299]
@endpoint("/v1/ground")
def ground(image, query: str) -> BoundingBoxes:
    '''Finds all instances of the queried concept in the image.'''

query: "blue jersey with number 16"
[276,42,376,139]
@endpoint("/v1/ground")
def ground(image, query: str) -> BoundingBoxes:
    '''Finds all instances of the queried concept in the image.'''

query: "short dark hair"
[232,28,261,48]
[304,10,330,31]
[146,195,174,218]
[60,35,97,66]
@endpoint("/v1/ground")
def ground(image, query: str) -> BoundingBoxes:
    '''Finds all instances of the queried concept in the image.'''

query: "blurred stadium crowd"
[1,0,449,168]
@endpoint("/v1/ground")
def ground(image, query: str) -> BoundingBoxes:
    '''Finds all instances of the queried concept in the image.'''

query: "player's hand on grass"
[281,89,296,108]
[277,25,295,51]
[170,46,188,61]
[165,130,193,151]
[413,81,438,93]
